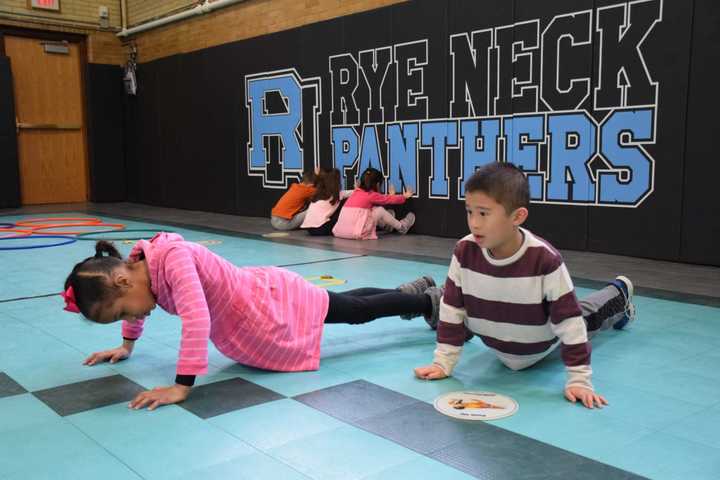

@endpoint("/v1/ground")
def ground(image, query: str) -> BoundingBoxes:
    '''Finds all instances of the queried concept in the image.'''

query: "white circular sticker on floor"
[434,391,518,421]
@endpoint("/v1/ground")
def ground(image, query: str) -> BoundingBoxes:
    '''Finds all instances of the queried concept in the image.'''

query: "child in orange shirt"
[270,171,317,230]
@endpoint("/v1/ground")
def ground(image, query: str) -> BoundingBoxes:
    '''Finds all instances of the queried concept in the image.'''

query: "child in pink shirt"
[332,167,416,240]
[63,234,442,410]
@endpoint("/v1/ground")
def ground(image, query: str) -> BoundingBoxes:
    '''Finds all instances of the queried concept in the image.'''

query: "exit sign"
[29,0,61,12]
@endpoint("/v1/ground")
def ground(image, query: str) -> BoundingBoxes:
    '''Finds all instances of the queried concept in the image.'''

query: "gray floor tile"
[354,401,478,454]
[0,372,27,398]
[33,374,145,416]
[293,380,419,423]
[429,428,648,480]
[180,377,284,419]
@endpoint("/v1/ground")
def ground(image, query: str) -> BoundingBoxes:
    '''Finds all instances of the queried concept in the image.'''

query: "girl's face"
[93,265,156,324]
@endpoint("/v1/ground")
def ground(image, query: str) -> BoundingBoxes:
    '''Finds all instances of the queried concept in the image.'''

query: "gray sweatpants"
[580,283,628,338]
[270,210,307,231]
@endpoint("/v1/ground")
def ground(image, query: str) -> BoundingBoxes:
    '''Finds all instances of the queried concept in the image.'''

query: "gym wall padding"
[86,64,127,202]
[0,55,20,209]
[681,0,720,266]
[117,0,716,266]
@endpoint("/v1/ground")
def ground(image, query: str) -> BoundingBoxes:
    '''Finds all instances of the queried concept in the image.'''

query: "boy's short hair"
[465,162,530,214]
[302,170,317,183]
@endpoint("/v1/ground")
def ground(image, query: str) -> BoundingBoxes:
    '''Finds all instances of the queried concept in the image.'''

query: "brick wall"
[126,0,195,27]
[0,0,122,29]
[126,0,409,63]
[0,0,125,64]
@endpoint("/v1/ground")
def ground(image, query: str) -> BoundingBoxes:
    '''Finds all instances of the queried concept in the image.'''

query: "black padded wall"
[123,0,719,265]
[681,0,720,265]
[0,55,20,209]
[86,63,127,202]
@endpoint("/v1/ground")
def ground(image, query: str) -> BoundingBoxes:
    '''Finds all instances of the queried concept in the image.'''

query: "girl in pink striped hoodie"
[62,233,442,410]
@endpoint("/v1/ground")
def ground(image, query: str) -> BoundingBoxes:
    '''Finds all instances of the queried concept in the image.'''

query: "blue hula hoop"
[0,235,77,251]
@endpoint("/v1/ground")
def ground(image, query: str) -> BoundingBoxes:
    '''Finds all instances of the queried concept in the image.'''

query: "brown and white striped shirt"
[434,228,593,390]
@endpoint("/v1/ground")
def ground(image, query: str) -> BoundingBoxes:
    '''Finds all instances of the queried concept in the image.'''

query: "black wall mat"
[122,0,717,265]
[587,0,693,262]
[86,63,126,202]
[0,56,20,209]
[681,0,720,266]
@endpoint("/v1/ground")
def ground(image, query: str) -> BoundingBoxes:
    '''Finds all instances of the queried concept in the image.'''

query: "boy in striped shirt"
[414,163,635,409]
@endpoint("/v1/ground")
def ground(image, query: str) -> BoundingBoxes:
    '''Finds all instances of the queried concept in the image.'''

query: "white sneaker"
[382,210,396,232]
[397,212,416,234]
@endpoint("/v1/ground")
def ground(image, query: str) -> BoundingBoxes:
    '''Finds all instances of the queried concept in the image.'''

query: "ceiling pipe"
[117,0,246,38]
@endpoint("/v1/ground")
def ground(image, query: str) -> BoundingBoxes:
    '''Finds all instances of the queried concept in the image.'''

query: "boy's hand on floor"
[414,364,448,380]
[565,386,608,409]
[129,384,191,411]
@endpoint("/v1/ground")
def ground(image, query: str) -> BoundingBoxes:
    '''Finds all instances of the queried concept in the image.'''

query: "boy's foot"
[397,212,416,234]
[397,276,436,320]
[611,275,636,330]
[382,210,396,232]
[424,286,444,330]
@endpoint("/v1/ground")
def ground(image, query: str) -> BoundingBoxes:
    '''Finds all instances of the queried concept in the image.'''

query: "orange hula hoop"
[30,223,127,236]
[15,217,103,228]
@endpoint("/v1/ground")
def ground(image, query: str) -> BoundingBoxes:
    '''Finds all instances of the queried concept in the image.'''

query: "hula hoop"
[0,223,15,229]
[31,223,126,236]
[0,228,33,239]
[76,229,167,241]
[15,217,103,228]
[0,235,77,250]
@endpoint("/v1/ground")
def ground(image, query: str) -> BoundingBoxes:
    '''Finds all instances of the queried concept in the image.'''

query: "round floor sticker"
[434,391,518,421]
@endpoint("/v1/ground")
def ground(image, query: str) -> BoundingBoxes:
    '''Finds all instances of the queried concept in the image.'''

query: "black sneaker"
[423,286,443,329]
[397,276,436,320]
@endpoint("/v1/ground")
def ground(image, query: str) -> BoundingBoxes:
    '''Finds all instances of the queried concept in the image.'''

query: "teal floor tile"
[661,401,720,450]
[595,431,720,480]
[267,425,420,480]
[68,403,257,479]
[4,448,142,480]
[0,394,59,432]
[168,451,311,480]
[208,398,345,451]
[237,365,360,397]
[0,419,111,477]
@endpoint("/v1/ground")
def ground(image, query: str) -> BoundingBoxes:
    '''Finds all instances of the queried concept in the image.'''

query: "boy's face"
[465,190,526,250]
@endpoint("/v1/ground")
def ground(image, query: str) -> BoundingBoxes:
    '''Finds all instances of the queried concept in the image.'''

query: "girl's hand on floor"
[564,386,608,409]
[414,364,448,380]
[83,346,132,366]
[129,384,191,411]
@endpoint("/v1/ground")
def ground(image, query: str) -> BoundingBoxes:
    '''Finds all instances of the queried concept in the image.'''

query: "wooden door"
[5,35,88,204]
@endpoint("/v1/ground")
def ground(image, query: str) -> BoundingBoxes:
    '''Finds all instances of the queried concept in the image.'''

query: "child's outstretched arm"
[415,251,467,380]
[545,262,608,409]
[128,247,211,411]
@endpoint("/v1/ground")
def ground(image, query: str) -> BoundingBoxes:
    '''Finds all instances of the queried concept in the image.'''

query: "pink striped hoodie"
[121,233,329,376]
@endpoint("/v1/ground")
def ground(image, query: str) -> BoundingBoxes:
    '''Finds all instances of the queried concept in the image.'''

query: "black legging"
[324,288,431,324]
[305,199,346,236]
